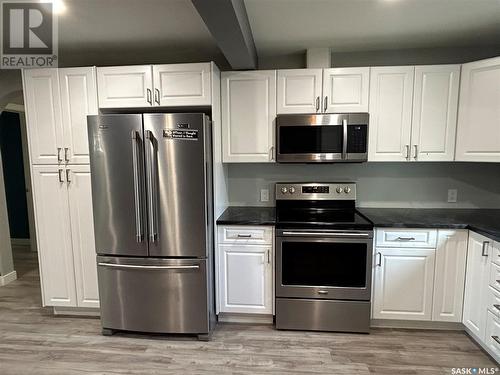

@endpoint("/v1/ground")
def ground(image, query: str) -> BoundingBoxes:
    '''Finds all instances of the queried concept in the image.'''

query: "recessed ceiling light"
[40,0,66,15]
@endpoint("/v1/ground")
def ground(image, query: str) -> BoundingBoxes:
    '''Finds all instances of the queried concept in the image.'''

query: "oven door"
[276,230,372,301]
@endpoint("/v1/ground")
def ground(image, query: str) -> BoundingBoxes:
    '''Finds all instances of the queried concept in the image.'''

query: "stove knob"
[281,187,288,194]
[336,187,343,194]
[344,187,351,194]
[289,187,296,194]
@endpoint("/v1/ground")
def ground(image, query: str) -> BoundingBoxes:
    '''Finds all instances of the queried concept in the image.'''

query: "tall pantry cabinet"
[23,67,99,309]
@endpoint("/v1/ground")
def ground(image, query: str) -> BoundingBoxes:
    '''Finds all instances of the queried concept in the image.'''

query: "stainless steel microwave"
[276,113,369,163]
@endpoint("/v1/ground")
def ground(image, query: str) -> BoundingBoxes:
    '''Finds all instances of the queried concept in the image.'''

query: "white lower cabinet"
[373,247,435,320]
[463,231,491,340]
[217,226,274,315]
[32,165,98,309]
[373,229,467,323]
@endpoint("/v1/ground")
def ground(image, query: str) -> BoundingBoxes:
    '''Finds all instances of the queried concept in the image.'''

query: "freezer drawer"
[97,256,209,334]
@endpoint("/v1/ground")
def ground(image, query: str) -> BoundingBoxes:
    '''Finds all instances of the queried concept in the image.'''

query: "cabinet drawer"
[376,228,437,248]
[218,226,273,245]
[485,311,500,359]
[486,286,500,318]
[492,242,500,266]
[490,262,500,292]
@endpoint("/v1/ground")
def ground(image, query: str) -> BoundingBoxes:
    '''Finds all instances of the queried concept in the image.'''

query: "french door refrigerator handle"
[342,118,348,160]
[98,263,199,270]
[131,130,143,243]
[145,130,157,243]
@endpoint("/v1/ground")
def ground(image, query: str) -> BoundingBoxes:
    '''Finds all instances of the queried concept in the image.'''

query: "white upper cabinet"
[463,231,491,341]
[32,165,76,307]
[59,67,98,164]
[411,65,460,161]
[368,66,415,161]
[221,70,276,162]
[152,63,211,107]
[67,165,99,309]
[432,230,467,322]
[277,69,322,114]
[455,57,500,162]
[323,67,370,113]
[23,68,64,165]
[96,65,153,108]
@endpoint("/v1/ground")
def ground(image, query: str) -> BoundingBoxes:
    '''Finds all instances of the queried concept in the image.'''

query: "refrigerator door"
[88,115,148,256]
[97,256,209,334]
[143,113,210,258]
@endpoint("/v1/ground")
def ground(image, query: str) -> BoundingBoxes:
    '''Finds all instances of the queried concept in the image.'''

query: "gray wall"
[227,162,500,208]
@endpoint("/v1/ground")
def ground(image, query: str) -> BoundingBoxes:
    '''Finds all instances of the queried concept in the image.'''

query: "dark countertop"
[216,206,276,225]
[357,208,500,242]
[217,206,500,242]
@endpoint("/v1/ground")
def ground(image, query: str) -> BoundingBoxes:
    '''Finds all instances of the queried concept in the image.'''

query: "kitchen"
[0,0,500,373]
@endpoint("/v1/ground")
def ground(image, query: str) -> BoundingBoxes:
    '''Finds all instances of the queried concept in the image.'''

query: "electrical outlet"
[447,189,458,203]
[260,189,269,202]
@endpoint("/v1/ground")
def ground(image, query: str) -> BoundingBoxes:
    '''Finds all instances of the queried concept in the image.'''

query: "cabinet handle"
[482,241,490,257]
[318,290,328,295]
[323,96,328,112]
[492,336,500,345]
[413,145,418,160]
[269,146,274,161]
[405,145,410,160]
[397,236,415,241]
[66,169,71,183]
[64,147,70,162]
[267,249,270,264]
[147,89,152,105]
[155,89,160,105]
[315,96,320,112]
[376,252,382,267]
[237,234,251,238]
[57,147,62,162]
[58,169,64,183]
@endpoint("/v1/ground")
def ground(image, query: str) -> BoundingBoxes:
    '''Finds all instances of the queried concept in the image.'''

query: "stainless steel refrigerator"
[87,113,215,340]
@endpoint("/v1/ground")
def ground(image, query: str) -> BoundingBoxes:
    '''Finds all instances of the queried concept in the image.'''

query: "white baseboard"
[11,238,31,246]
[218,313,274,324]
[53,307,100,317]
[370,319,464,330]
[0,271,17,286]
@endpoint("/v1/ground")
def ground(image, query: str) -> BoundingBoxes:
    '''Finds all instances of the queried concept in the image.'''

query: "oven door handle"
[281,231,370,238]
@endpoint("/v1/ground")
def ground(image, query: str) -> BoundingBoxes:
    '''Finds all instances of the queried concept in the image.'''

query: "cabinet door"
[152,63,211,106]
[67,165,99,308]
[456,57,500,162]
[277,69,322,114]
[322,67,369,113]
[373,247,435,320]
[432,230,467,322]
[23,68,64,165]
[221,71,276,162]
[218,244,273,314]
[463,231,491,341]
[31,165,76,307]
[368,66,414,161]
[485,311,500,362]
[96,65,153,108]
[411,65,460,161]
[59,67,98,164]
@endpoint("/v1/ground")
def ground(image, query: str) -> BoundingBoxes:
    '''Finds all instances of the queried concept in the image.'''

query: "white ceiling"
[57,0,500,66]
[244,0,500,55]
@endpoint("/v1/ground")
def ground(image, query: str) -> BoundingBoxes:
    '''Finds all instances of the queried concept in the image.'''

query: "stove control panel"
[276,183,356,200]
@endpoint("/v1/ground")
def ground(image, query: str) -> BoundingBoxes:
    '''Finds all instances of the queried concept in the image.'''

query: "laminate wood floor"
[0,247,497,374]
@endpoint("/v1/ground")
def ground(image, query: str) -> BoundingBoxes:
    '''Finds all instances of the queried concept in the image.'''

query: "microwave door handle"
[342,119,348,160]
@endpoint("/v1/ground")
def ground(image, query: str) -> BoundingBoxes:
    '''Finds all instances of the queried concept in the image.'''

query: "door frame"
[2,103,37,252]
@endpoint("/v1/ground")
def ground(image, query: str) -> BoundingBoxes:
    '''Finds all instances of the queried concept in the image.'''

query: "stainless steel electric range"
[275,182,373,333]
